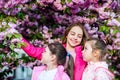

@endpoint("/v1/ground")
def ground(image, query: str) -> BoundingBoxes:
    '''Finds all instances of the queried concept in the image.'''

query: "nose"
[74,35,78,40]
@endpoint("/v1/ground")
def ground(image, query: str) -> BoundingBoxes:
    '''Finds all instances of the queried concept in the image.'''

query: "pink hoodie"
[31,65,70,80]
[22,39,86,80]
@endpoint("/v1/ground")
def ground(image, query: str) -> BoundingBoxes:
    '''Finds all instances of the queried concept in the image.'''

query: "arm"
[21,38,45,60]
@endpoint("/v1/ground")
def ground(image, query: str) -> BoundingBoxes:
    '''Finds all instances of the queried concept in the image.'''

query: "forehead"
[70,26,83,34]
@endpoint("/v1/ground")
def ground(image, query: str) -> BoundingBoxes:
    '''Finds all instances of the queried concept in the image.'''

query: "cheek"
[67,34,72,39]
[78,38,82,43]
[42,54,47,60]
[83,51,90,58]
[82,51,87,58]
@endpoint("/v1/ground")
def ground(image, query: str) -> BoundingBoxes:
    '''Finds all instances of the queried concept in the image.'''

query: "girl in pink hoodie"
[82,38,114,80]
[31,42,74,80]
[22,23,89,80]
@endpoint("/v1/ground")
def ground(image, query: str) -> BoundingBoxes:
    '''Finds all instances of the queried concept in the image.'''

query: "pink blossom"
[99,12,110,19]
[92,34,98,38]
[107,45,113,50]
[7,28,19,34]
[116,32,120,38]
[53,0,66,10]
[11,38,22,43]
[0,32,6,40]
[43,32,52,39]
[8,22,17,28]
[107,19,120,27]
[114,38,120,44]
[43,26,49,34]
[66,1,73,7]
[2,22,7,26]
[47,0,54,3]
[72,0,85,4]
[84,23,91,30]
[113,45,120,50]
[4,1,12,8]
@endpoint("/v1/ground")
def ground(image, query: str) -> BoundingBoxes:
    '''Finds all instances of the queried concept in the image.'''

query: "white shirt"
[38,68,57,80]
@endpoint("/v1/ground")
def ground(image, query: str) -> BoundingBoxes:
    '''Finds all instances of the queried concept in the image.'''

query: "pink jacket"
[31,65,70,80]
[22,39,87,80]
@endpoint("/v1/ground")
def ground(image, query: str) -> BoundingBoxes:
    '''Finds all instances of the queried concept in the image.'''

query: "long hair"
[48,42,74,80]
[62,23,89,47]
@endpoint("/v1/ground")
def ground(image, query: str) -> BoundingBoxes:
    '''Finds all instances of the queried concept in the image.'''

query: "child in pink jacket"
[31,42,74,80]
[22,23,89,80]
[82,38,114,80]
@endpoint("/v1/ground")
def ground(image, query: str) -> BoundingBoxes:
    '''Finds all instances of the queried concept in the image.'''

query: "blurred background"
[0,0,120,80]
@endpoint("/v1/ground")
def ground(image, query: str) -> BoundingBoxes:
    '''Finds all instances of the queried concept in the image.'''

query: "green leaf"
[16,43,22,48]
[7,34,13,39]
[10,52,17,57]
[0,54,5,61]
[0,13,6,21]
[36,33,43,39]
[5,16,17,23]
[20,42,26,47]
[17,12,25,19]
[61,0,65,5]
[64,7,71,15]
[67,0,72,3]
[40,16,46,23]
[13,33,22,38]
[113,29,119,34]
[0,44,5,48]
[10,44,15,50]
[99,26,110,34]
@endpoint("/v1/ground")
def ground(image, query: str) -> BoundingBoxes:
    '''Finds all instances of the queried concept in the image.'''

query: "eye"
[70,31,75,35]
[78,35,82,38]
[78,34,83,38]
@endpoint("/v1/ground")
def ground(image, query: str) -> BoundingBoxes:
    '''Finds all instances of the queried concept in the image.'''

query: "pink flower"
[107,45,113,50]
[72,0,85,4]
[99,12,110,19]
[66,1,73,7]
[107,19,120,27]
[43,26,49,34]
[53,0,66,10]
[11,38,22,43]
[116,33,120,38]
[47,0,54,3]
[8,22,17,28]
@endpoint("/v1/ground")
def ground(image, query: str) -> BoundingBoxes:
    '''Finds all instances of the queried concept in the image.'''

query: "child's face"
[66,26,83,47]
[41,46,53,64]
[82,41,94,62]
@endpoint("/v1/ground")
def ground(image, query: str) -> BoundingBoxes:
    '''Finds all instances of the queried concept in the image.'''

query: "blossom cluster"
[0,0,120,79]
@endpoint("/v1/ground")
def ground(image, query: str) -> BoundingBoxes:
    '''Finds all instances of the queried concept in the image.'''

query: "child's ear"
[93,49,100,57]
[51,55,56,61]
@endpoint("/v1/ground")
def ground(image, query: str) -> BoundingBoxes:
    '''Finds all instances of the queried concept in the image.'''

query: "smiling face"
[66,26,83,48]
